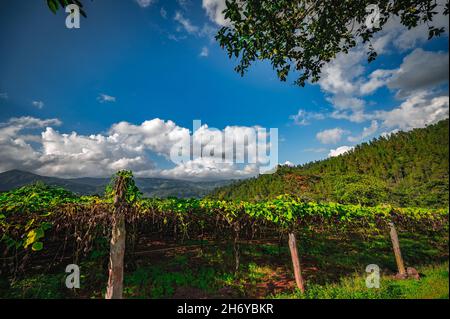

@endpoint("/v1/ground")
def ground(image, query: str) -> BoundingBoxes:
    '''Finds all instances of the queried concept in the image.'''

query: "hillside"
[0,170,231,198]
[210,119,449,208]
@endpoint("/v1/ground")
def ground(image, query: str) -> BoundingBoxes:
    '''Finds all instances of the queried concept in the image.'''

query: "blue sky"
[0,0,448,179]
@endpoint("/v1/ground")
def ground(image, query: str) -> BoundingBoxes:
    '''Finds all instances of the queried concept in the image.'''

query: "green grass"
[273,263,449,299]
[2,233,448,299]
[123,265,220,299]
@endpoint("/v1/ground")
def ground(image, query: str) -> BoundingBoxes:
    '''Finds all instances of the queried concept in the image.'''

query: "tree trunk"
[389,222,406,276]
[288,232,305,293]
[233,223,240,273]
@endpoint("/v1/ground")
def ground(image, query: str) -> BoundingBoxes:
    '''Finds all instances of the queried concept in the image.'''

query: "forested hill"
[210,119,449,208]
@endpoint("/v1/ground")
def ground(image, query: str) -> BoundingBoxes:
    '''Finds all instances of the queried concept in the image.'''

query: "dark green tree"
[211,120,449,208]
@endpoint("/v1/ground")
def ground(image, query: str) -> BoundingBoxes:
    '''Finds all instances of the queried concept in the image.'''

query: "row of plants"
[1,183,448,249]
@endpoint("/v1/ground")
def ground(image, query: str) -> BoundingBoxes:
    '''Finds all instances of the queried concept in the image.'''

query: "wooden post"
[105,176,127,299]
[389,222,406,276]
[288,232,305,293]
[233,222,240,273]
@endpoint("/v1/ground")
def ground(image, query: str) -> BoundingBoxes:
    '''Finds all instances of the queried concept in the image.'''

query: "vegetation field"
[0,176,448,299]
[1,232,448,299]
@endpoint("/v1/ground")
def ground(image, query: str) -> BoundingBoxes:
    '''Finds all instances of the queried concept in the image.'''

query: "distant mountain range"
[0,170,233,198]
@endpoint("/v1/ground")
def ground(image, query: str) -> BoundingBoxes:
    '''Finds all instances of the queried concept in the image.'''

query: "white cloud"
[282,161,295,167]
[330,110,369,123]
[360,69,396,95]
[0,117,62,173]
[380,129,400,138]
[368,3,448,52]
[32,100,44,109]
[316,128,348,144]
[174,11,199,34]
[0,116,269,180]
[327,95,365,111]
[108,118,189,158]
[374,92,449,131]
[200,46,209,57]
[289,109,325,126]
[97,93,116,103]
[0,92,8,100]
[328,146,354,158]
[135,0,155,8]
[170,10,218,41]
[387,49,449,98]
[160,157,258,180]
[390,9,448,51]
[0,116,61,138]
[314,2,448,127]
[202,0,228,26]
[348,120,379,143]
[318,49,365,96]
[167,34,187,42]
[160,7,167,19]
[177,0,190,10]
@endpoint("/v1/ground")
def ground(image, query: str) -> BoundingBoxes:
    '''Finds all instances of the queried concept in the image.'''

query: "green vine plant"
[0,172,448,275]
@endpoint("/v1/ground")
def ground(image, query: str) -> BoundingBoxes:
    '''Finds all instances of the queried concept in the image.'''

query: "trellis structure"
[1,175,448,297]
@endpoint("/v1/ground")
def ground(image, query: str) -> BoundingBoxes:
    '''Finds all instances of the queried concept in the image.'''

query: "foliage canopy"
[216,0,449,86]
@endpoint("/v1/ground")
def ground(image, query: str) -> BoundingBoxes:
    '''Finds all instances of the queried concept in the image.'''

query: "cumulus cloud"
[360,69,396,95]
[348,120,379,143]
[160,7,167,19]
[289,109,325,126]
[202,0,228,26]
[200,46,209,57]
[160,157,258,180]
[0,117,62,173]
[32,100,44,109]
[316,128,348,144]
[380,129,400,138]
[387,49,449,98]
[172,11,216,41]
[108,118,190,158]
[174,11,199,34]
[177,0,190,10]
[314,3,449,128]
[319,49,365,97]
[0,116,272,180]
[282,161,295,167]
[135,0,155,8]
[374,92,449,131]
[97,93,116,103]
[328,146,354,158]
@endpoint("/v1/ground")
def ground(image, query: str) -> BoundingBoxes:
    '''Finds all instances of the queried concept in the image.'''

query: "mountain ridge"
[210,119,449,208]
[0,170,232,198]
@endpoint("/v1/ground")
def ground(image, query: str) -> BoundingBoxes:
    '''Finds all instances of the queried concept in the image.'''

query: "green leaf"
[24,228,45,248]
[32,241,44,251]
[47,0,59,14]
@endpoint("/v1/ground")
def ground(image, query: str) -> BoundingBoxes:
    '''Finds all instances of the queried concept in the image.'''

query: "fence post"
[389,222,406,276]
[105,176,127,299]
[288,232,305,293]
[233,222,240,273]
